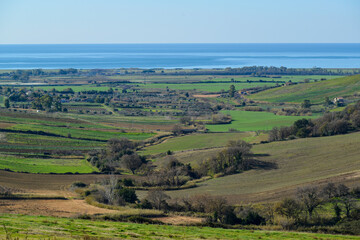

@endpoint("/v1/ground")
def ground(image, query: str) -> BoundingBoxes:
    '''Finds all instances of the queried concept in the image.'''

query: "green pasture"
[32,85,114,92]
[206,110,319,132]
[5,132,105,148]
[0,214,358,240]
[139,82,279,92]
[0,154,97,173]
[249,74,360,103]
[108,74,339,83]
[140,132,257,155]
[0,113,116,130]
[73,113,178,126]
[9,123,154,141]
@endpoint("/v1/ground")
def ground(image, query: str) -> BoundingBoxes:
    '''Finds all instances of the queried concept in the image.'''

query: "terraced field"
[0,111,155,173]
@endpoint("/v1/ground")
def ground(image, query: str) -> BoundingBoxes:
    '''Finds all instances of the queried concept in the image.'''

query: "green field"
[9,123,154,141]
[132,75,342,92]
[112,75,339,83]
[0,214,358,240]
[206,110,318,132]
[33,85,115,92]
[167,131,360,203]
[0,111,156,173]
[249,74,360,103]
[4,132,105,148]
[140,132,259,155]
[0,154,97,173]
[72,112,178,126]
[139,82,279,92]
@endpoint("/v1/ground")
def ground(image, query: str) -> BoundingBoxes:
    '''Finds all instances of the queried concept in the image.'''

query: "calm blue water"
[0,43,359,69]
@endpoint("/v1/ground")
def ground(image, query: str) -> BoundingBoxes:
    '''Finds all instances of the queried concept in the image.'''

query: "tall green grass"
[0,214,357,240]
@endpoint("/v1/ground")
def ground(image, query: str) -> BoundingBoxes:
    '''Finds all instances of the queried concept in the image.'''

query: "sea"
[0,43,359,69]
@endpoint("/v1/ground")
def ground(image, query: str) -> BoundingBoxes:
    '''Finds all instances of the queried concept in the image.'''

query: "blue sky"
[0,0,359,44]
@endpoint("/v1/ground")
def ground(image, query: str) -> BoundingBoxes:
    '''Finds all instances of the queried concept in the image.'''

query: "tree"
[40,94,53,109]
[117,188,138,203]
[275,198,302,220]
[350,111,360,128]
[229,85,236,98]
[297,186,322,218]
[107,138,135,159]
[337,184,350,197]
[172,124,183,136]
[54,101,62,112]
[97,174,120,205]
[146,190,170,210]
[301,99,311,109]
[342,196,356,218]
[324,97,332,106]
[4,98,10,108]
[321,183,338,200]
[121,153,144,174]
[225,140,252,171]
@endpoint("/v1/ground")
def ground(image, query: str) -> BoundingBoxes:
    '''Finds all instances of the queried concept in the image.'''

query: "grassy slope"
[0,214,358,240]
[167,132,360,202]
[140,132,258,155]
[248,74,360,103]
[0,154,97,173]
[206,110,319,132]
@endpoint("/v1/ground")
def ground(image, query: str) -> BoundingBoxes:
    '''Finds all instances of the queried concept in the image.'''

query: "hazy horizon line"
[1,42,360,45]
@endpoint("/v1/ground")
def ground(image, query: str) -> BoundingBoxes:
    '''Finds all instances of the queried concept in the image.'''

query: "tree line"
[269,101,360,141]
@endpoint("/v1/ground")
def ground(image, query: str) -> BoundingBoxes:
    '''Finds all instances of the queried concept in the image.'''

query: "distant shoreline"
[1,43,359,69]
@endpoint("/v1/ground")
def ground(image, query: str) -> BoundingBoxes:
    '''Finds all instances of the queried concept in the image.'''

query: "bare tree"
[297,186,322,218]
[98,174,121,205]
[337,184,350,197]
[321,183,338,200]
[0,185,15,197]
[172,124,183,136]
[146,190,170,210]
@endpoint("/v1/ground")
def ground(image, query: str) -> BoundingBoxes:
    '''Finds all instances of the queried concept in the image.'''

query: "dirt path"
[152,215,204,225]
[0,199,118,217]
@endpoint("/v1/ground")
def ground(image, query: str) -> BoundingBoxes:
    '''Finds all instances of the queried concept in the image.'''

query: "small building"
[333,97,344,104]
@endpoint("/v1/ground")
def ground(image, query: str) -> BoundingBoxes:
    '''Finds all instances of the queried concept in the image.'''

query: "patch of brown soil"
[0,123,15,128]
[0,199,118,217]
[0,170,142,196]
[152,215,204,225]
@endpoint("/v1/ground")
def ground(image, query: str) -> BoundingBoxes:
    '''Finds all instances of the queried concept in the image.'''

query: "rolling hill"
[164,131,360,204]
[248,74,360,103]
